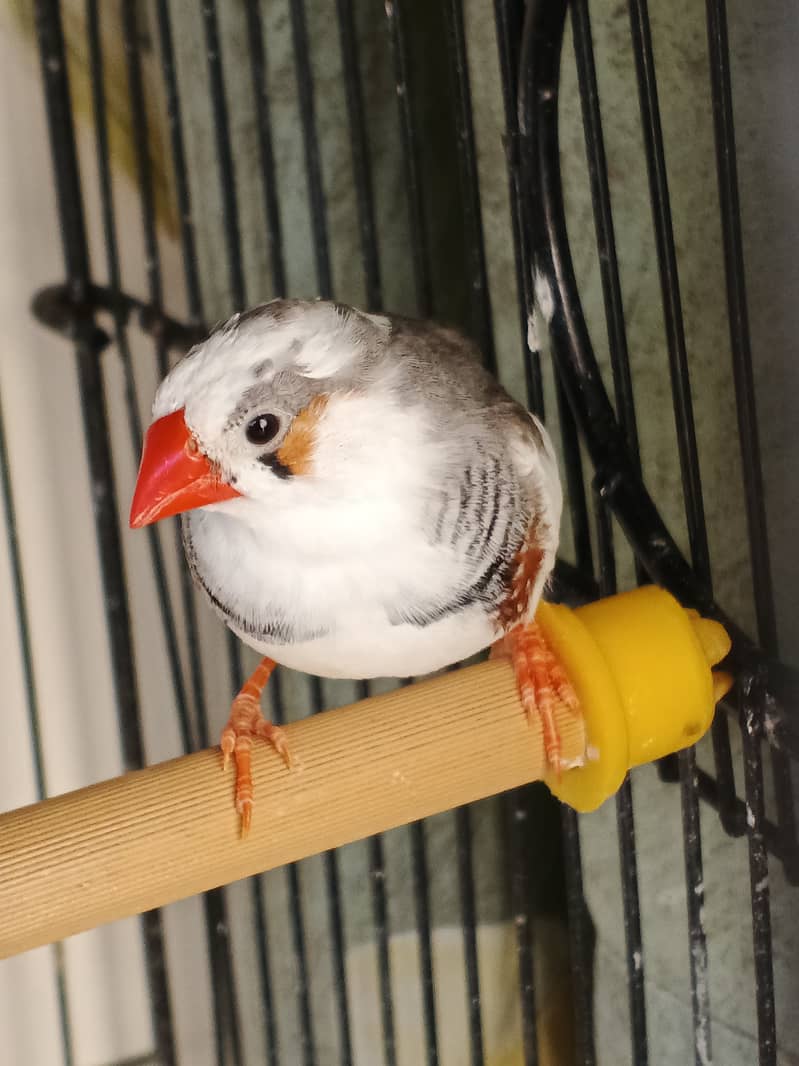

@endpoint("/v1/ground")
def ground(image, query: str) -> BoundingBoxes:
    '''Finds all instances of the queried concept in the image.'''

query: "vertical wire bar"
[355,682,397,1066]
[0,408,74,1066]
[704,0,798,876]
[120,6,243,1064]
[704,0,777,656]
[569,0,638,465]
[443,0,496,373]
[506,790,538,1066]
[271,673,316,1066]
[156,1,283,1056]
[289,0,333,296]
[740,671,777,1066]
[242,0,287,298]
[492,6,541,1061]
[560,809,596,1066]
[338,2,419,1050]
[151,1,217,758]
[200,0,246,311]
[515,3,598,1059]
[567,4,651,1057]
[594,493,648,1064]
[493,0,545,417]
[311,681,354,1066]
[384,0,434,317]
[626,5,714,1060]
[260,3,363,1058]
[410,819,439,1066]
[441,8,500,1059]
[154,0,203,325]
[32,5,177,1062]
[383,8,440,1061]
[456,806,485,1066]
[626,0,711,579]
[369,833,398,1066]
[105,0,195,751]
[198,0,246,763]
[335,0,382,310]
[678,748,711,1066]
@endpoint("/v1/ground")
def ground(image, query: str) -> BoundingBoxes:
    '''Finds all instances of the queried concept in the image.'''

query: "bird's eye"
[246,413,281,445]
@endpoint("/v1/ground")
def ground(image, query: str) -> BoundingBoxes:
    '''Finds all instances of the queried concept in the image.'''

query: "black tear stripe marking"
[259,452,293,479]
[450,465,474,546]
[182,523,326,645]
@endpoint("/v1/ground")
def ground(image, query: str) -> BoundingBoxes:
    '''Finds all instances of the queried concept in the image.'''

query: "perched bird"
[130,299,579,832]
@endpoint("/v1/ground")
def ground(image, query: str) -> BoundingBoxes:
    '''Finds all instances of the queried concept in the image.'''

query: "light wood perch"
[0,659,584,959]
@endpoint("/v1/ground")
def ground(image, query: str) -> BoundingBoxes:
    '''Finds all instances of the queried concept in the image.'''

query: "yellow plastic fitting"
[535,585,733,812]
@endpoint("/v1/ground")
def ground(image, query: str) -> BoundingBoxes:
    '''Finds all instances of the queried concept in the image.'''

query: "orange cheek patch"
[276,394,329,476]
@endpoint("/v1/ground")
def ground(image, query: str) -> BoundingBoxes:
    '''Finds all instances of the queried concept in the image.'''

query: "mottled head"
[129,299,391,527]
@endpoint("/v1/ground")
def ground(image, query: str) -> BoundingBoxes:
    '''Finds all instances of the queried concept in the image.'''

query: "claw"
[218,656,287,833]
[503,621,582,777]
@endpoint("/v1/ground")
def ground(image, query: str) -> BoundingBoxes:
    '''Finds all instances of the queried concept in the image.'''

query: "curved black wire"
[516,0,798,759]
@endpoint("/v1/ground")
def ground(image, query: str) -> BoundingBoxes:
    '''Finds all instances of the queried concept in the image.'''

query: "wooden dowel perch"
[0,660,584,959]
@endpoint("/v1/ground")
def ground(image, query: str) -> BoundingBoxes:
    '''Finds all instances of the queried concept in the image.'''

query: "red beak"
[129,409,241,528]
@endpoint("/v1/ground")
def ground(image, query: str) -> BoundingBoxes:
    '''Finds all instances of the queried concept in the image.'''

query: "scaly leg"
[495,623,580,773]
[220,657,291,834]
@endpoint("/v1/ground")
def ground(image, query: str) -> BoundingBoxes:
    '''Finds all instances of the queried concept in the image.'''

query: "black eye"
[246,413,281,445]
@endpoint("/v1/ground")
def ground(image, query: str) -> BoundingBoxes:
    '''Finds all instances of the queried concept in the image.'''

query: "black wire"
[443,0,496,374]
[32,4,177,1061]
[201,0,246,311]
[243,0,287,299]
[493,0,545,418]
[384,0,434,317]
[704,0,798,883]
[121,5,245,1063]
[336,0,382,310]
[0,401,74,1066]
[382,8,442,1061]
[271,673,316,1066]
[455,806,485,1066]
[289,0,333,298]
[740,669,777,1066]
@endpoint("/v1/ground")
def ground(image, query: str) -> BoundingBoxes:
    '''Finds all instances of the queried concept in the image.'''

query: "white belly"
[185,500,501,679]
[230,604,497,679]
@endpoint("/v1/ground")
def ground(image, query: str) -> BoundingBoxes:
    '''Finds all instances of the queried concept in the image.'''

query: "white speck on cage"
[693,879,704,896]
[527,269,555,353]
[396,83,406,97]
[746,803,755,828]
[46,57,61,73]
[586,744,600,761]
[514,913,528,928]
[699,905,706,929]
[559,753,587,770]
[763,694,779,741]
[514,807,527,821]
[526,311,541,353]
[385,0,394,17]
[696,1025,711,1066]
[633,950,642,972]
[755,875,769,894]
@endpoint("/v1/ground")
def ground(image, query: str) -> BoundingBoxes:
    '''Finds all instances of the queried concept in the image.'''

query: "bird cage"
[0,1,796,1064]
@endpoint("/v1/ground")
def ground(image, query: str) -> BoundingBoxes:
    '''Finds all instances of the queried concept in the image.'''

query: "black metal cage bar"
[10,1,797,1064]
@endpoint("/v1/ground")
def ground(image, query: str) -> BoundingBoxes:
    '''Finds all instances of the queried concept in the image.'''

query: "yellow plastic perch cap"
[535,585,733,813]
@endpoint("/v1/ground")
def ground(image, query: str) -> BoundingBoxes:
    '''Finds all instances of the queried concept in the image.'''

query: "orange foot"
[220,657,292,836]
[494,622,581,774]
